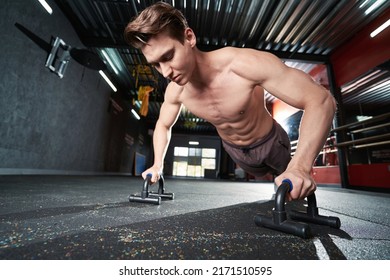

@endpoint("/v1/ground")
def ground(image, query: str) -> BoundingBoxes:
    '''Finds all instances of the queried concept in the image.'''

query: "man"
[124,2,336,201]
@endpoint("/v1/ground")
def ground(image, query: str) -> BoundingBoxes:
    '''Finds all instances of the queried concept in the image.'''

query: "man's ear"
[184,28,196,48]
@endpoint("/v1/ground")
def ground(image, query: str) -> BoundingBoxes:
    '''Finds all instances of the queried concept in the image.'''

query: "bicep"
[262,65,329,109]
[236,50,330,109]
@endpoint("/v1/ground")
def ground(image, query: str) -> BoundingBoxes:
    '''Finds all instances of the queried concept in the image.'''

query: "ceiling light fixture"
[364,0,385,15]
[99,70,117,92]
[359,0,369,9]
[101,50,118,74]
[370,19,390,38]
[189,141,199,145]
[135,100,142,108]
[38,0,53,14]
[131,109,140,120]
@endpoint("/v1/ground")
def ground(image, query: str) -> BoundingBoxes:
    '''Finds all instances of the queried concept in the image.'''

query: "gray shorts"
[222,121,291,177]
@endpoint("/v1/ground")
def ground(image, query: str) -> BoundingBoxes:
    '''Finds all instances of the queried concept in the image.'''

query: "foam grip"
[282,178,293,192]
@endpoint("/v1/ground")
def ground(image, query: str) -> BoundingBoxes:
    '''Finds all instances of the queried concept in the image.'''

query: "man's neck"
[187,49,219,89]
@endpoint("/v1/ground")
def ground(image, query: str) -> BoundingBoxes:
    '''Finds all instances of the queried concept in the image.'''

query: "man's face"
[141,29,196,86]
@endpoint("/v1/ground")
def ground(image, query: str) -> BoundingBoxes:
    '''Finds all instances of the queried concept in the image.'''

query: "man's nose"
[160,63,172,79]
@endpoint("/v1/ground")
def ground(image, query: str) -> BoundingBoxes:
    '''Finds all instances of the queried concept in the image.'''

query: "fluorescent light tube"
[99,70,117,92]
[38,0,53,14]
[131,109,140,120]
[365,0,385,15]
[370,19,390,38]
[101,50,118,74]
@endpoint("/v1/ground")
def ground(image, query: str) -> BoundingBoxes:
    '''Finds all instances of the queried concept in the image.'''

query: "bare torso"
[170,48,274,146]
[139,27,335,198]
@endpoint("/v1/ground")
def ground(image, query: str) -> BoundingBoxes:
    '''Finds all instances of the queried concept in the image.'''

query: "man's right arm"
[141,87,182,183]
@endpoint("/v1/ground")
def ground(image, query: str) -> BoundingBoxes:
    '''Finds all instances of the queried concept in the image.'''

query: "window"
[173,146,216,177]
[174,147,189,157]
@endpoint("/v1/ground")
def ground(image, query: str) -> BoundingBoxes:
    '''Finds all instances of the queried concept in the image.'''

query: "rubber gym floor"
[0,175,389,260]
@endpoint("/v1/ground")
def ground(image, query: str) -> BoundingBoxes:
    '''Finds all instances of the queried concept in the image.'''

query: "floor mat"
[0,200,349,260]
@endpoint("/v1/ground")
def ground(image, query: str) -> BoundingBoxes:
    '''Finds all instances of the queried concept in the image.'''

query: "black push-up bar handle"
[129,174,161,204]
[140,174,151,199]
[141,173,165,197]
[146,174,175,200]
[141,173,153,198]
[254,179,312,239]
[129,173,174,204]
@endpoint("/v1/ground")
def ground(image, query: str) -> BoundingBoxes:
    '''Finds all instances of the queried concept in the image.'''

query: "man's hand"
[274,168,316,201]
[141,166,162,184]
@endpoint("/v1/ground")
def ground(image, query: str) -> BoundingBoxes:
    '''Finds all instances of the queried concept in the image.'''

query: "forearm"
[151,121,172,171]
[288,94,336,173]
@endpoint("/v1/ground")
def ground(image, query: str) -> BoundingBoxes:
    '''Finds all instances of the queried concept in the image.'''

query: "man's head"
[124,2,189,49]
[124,2,196,85]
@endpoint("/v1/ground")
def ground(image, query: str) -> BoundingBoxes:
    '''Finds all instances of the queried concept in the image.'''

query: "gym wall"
[0,1,111,174]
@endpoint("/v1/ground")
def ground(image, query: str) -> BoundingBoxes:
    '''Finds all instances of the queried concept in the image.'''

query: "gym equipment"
[254,179,341,239]
[129,174,174,205]
[15,22,106,78]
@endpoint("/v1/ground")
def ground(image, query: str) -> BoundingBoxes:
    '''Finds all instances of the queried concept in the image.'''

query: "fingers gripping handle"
[143,173,157,195]
[143,173,166,195]
[145,172,162,182]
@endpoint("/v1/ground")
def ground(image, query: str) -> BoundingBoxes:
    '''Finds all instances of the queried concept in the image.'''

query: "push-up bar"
[254,179,341,238]
[129,173,174,205]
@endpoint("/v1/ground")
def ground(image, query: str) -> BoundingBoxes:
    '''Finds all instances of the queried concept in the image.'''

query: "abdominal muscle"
[215,105,274,146]
[182,85,274,147]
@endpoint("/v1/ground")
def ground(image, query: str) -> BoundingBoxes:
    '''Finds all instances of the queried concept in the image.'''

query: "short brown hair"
[124,2,189,49]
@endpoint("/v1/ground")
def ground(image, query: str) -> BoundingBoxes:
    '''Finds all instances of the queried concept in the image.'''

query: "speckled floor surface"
[0,175,389,260]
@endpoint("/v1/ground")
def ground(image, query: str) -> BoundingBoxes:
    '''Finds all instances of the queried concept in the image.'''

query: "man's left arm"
[276,78,337,200]
[239,50,337,200]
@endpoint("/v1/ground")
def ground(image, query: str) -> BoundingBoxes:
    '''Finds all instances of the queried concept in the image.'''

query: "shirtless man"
[124,2,336,201]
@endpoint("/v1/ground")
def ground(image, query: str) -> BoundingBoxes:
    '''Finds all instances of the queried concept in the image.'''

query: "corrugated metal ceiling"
[54,0,390,134]
[341,61,390,111]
